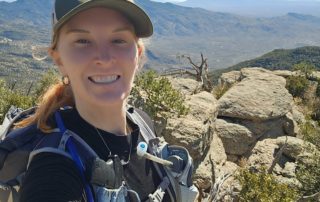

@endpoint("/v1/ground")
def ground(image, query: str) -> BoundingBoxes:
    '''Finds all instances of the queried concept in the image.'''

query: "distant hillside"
[209,46,320,84]
[0,0,51,42]
[178,0,320,17]
[2,0,320,82]
[227,46,320,71]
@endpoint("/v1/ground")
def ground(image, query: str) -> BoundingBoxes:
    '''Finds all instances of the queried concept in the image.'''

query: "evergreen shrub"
[131,70,189,119]
[296,121,320,197]
[286,75,309,98]
[236,167,299,202]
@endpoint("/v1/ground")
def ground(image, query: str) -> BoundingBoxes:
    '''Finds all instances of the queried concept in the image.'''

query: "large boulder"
[216,67,300,164]
[276,136,317,160]
[246,136,318,188]
[247,138,281,169]
[163,118,213,162]
[215,114,297,159]
[186,91,218,122]
[272,70,295,78]
[291,105,306,125]
[193,132,227,190]
[217,75,293,121]
[161,91,218,163]
[240,67,282,80]
[219,71,241,86]
[247,136,313,169]
[237,112,297,139]
[167,76,201,95]
[215,118,255,156]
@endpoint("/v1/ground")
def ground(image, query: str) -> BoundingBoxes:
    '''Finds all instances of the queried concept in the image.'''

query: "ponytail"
[15,83,74,133]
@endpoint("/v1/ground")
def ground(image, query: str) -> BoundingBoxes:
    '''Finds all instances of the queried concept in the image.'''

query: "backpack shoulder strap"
[127,107,157,144]
[127,107,179,202]
[128,107,199,202]
[0,106,36,140]
[0,124,45,181]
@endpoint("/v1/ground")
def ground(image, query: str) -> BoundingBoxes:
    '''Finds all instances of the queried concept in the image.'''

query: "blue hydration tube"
[55,111,94,202]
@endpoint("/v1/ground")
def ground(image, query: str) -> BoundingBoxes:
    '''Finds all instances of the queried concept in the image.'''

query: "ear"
[50,49,66,75]
[138,45,143,57]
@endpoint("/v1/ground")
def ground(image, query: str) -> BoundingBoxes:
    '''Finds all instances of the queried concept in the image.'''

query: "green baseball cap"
[52,0,153,38]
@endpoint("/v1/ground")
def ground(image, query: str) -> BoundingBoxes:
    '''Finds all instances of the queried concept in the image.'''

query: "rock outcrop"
[218,68,293,121]
[246,136,319,188]
[157,78,218,163]
[137,68,317,201]
[216,68,298,161]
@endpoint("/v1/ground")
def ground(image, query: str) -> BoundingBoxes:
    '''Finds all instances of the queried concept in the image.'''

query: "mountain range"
[177,0,320,17]
[228,46,320,71]
[1,0,320,76]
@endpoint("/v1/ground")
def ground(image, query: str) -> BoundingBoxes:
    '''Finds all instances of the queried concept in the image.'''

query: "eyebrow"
[65,27,134,34]
[112,26,134,34]
[65,28,90,34]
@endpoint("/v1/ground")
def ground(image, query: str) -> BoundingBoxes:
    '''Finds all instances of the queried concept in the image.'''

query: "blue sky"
[1,0,320,2]
[1,0,320,17]
[0,0,185,1]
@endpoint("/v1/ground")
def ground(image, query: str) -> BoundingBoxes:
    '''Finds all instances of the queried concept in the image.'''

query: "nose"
[94,45,115,65]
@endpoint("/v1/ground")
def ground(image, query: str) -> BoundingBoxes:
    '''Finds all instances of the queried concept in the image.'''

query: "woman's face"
[52,7,141,107]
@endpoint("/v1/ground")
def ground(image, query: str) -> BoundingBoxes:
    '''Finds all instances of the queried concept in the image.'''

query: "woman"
[0,0,198,201]
[12,0,166,201]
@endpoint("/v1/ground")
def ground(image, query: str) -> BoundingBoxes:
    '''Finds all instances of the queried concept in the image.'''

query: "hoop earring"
[62,75,70,85]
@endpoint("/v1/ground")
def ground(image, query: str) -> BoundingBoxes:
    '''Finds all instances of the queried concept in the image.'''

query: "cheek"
[64,49,92,65]
[123,46,139,69]
[59,50,92,76]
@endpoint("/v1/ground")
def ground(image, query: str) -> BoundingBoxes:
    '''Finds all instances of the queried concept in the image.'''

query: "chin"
[92,92,129,107]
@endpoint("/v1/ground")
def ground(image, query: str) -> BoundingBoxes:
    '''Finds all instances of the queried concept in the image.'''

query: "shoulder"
[5,124,40,139]
[1,124,45,150]
[0,124,46,183]
[20,152,85,202]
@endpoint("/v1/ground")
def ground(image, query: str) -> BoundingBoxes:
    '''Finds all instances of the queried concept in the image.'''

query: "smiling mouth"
[88,75,120,84]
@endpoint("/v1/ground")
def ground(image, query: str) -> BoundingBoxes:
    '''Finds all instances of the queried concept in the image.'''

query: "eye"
[75,39,91,46]
[112,39,127,44]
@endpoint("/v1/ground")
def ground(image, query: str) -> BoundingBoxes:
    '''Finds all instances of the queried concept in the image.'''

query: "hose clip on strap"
[0,182,19,202]
[148,177,170,202]
[0,182,11,191]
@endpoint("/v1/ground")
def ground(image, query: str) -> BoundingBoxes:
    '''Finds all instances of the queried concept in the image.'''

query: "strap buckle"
[148,177,170,202]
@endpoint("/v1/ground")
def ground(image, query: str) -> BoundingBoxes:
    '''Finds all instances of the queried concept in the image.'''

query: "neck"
[76,102,128,136]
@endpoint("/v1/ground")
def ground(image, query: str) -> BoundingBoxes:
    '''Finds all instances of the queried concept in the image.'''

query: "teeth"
[90,75,119,84]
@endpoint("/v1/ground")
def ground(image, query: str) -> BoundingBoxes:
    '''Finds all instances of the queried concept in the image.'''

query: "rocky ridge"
[153,67,318,201]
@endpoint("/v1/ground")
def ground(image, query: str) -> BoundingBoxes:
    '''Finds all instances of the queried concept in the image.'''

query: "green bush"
[315,78,320,98]
[286,75,309,98]
[296,149,320,198]
[0,80,33,122]
[300,120,320,148]
[236,167,299,202]
[0,70,59,122]
[131,70,189,119]
[293,61,316,79]
[33,69,59,100]
[309,99,320,121]
[296,121,320,197]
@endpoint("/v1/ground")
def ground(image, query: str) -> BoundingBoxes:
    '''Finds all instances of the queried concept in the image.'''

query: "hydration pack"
[0,106,198,202]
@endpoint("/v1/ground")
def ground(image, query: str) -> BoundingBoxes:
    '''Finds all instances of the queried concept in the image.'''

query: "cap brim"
[54,0,153,38]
